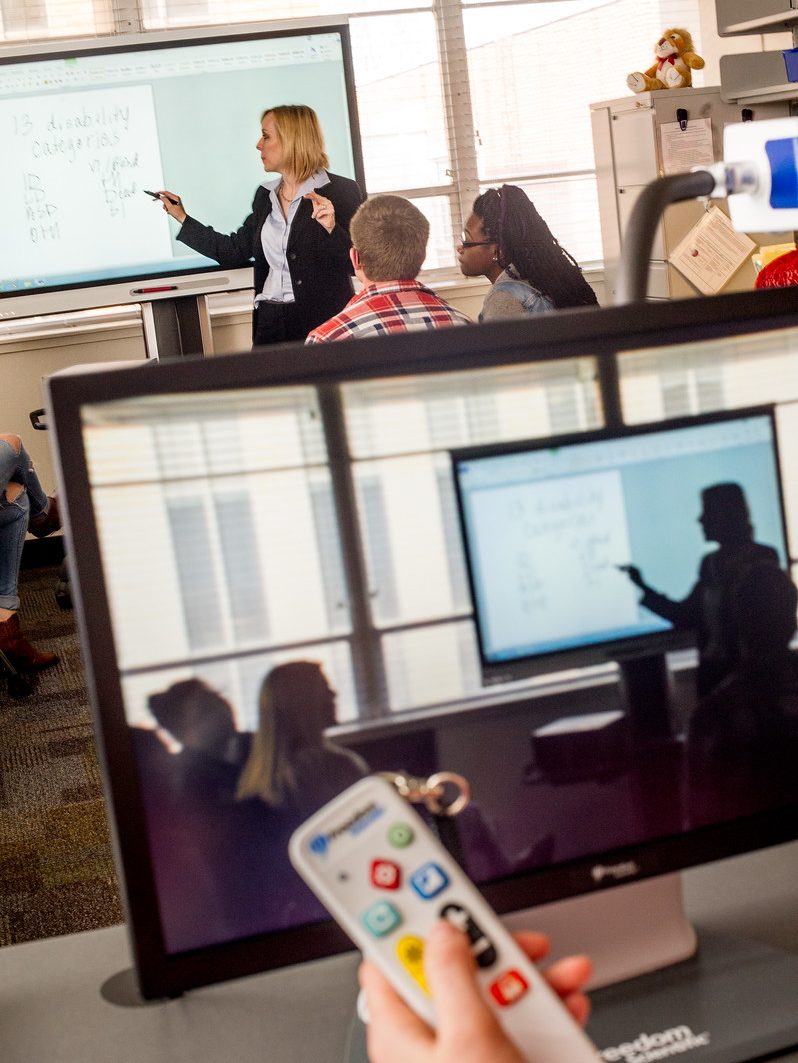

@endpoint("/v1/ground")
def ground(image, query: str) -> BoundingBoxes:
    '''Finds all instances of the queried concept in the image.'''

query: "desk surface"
[2,842,798,1063]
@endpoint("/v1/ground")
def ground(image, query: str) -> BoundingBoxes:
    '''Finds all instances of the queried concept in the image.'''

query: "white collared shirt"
[256,169,329,304]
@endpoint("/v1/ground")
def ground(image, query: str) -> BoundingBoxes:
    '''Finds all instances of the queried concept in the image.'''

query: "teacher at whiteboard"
[155,104,364,346]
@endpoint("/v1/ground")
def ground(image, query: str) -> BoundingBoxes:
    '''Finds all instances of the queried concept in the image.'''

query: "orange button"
[489,969,529,1007]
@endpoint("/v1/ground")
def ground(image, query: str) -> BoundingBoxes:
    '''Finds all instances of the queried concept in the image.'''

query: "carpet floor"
[0,565,123,946]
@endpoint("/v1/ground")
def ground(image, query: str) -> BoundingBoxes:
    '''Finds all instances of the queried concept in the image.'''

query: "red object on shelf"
[755,250,798,288]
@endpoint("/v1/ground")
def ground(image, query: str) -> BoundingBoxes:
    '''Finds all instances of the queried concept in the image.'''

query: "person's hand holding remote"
[359,921,592,1063]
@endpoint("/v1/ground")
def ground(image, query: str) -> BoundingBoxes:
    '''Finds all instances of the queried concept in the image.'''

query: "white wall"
[1,323,148,500]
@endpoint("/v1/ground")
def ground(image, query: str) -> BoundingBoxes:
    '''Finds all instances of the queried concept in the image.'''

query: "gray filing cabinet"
[590,86,792,302]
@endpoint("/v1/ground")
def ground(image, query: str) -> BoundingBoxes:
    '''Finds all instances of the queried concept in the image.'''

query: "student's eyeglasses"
[459,234,494,249]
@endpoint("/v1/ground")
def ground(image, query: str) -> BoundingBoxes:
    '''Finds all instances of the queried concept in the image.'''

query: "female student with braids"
[457,185,598,320]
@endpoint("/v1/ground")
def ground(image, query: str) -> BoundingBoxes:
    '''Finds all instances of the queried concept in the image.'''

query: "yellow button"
[396,935,430,995]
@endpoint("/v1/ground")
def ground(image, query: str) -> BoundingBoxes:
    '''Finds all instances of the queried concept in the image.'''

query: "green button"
[388,822,414,848]
[362,900,402,938]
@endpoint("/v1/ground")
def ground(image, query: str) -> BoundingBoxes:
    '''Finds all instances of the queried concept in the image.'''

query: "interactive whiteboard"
[452,410,789,672]
[0,23,362,317]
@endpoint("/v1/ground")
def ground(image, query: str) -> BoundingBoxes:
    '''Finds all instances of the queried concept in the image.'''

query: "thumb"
[424,921,497,1041]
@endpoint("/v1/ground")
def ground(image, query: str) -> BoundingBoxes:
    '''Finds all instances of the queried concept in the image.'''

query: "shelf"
[719,50,798,103]
[721,82,798,104]
[717,0,798,37]
[720,81,798,104]
[723,13,798,35]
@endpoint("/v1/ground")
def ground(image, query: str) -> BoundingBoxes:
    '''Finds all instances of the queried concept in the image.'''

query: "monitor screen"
[0,22,362,317]
[451,410,789,681]
[47,289,798,1000]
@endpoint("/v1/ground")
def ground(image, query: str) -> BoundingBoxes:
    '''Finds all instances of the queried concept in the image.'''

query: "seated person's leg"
[0,435,59,670]
[0,433,60,537]
[0,479,29,616]
[0,433,22,492]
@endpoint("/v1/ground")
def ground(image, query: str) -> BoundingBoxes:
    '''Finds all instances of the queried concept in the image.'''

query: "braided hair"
[472,185,598,309]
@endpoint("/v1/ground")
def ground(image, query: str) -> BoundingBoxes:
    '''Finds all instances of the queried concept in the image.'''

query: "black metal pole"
[615,171,717,306]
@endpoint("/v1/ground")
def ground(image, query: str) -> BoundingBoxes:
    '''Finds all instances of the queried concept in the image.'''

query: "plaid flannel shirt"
[305,279,472,342]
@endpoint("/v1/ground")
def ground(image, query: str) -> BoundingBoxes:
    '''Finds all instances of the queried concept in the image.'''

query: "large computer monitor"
[47,289,798,1014]
[0,21,362,318]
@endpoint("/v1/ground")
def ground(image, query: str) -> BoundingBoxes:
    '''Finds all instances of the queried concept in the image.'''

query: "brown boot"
[28,495,61,538]
[0,613,59,670]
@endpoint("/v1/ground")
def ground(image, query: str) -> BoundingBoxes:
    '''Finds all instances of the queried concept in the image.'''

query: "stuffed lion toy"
[627,28,705,93]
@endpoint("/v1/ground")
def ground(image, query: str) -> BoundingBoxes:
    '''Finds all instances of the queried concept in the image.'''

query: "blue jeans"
[0,437,48,611]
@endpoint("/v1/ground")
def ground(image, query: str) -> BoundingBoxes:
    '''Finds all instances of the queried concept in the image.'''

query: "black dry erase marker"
[143,190,179,205]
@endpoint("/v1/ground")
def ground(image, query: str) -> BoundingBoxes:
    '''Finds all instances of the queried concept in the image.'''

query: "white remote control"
[289,775,598,1063]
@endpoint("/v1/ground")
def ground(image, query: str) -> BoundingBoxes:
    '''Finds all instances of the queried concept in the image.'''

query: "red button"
[371,859,401,890]
[489,969,529,1006]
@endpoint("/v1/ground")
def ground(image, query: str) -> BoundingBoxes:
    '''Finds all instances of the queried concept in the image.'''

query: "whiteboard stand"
[619,652,674,743]
[141,295,214,360]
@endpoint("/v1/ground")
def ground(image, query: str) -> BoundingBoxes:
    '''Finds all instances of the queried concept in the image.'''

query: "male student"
[305,195,471,342]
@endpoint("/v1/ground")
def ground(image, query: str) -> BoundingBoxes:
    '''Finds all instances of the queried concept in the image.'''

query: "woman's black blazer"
[177,172,364,340]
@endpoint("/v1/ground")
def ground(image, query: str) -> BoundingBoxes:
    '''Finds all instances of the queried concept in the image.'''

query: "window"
[2,0,702,275]
[83,359,602,728]
[84,388,358,726]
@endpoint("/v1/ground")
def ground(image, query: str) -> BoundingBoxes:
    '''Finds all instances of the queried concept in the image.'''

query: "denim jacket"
[480,267,554,322]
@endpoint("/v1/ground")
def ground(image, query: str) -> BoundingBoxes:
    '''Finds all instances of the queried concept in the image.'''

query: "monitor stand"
[618,651,674,745]
[343,874,798,1063]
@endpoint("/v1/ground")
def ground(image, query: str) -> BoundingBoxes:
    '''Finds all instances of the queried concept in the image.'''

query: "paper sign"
[660,118,715,174]
[669,205,755,294]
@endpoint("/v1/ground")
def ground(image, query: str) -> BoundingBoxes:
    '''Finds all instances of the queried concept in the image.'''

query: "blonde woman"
[237,661,368,818]
[155,104,364,345]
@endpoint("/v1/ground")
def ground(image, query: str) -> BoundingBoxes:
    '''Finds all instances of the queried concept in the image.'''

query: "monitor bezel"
[450,404,788,685]
[47,288,798,999]
[0,19,365,319]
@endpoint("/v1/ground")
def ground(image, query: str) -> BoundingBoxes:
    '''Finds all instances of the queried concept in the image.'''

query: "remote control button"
[362,900,402,938]
[410,862,449,900]
[489,969,530,1007]
[308,833,329,857]
[387,823,414,848]
[439,903,498,968]
[396,935,430,995]
[371,859,401,890]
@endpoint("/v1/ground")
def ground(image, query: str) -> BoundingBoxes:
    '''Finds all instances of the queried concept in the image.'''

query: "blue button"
[410,862,449,900]
[766,137,798,209]
[362,900,402,938]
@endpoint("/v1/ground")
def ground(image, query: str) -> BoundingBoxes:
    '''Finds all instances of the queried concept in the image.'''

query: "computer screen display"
[0,22,362,317]
[47,290,798,1000]
[452,410,789,679]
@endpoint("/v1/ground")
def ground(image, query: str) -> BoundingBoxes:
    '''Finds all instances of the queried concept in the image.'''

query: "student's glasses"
[458,234,493,249]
